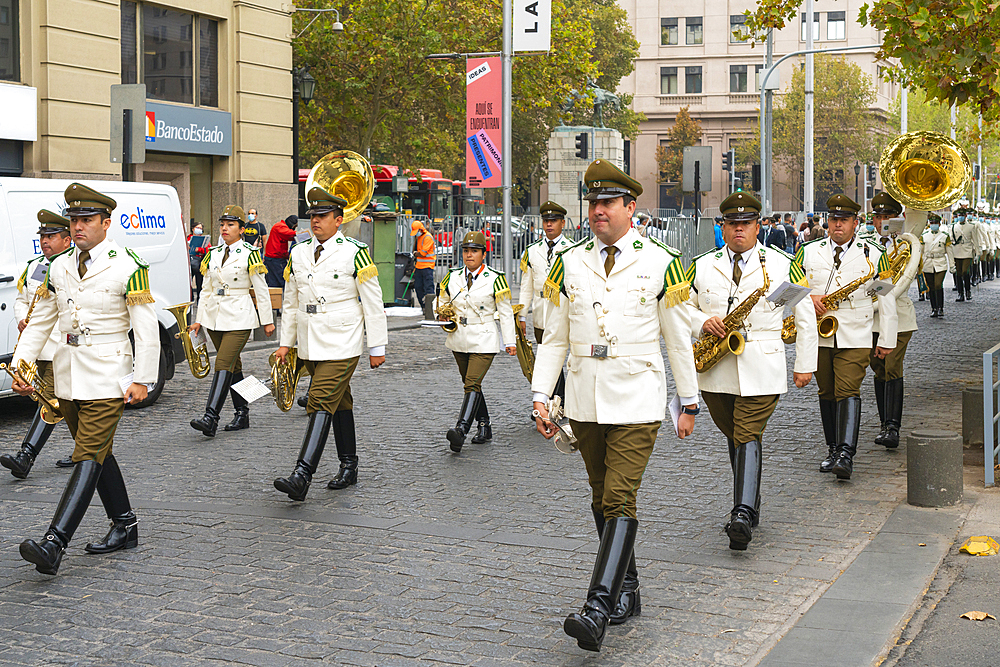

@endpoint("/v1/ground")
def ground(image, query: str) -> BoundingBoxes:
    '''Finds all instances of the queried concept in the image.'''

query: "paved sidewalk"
[0,280,994,665]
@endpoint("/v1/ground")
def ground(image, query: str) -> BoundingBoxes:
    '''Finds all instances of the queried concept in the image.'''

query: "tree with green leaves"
[654,107,703,210]
[293,0,642,200]
[737,0,1000,126]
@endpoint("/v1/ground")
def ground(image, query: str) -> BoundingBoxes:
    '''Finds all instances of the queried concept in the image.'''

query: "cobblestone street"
[0,279,993,666]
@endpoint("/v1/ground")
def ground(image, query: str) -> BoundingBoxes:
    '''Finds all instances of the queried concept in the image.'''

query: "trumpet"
[269,348,304,412]
[434,295,459,333]
[533,395,578,454]
[1,359,62,424]
[164,303,211,378]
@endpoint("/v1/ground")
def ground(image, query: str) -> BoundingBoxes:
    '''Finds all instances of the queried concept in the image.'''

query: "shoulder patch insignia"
[108,249,117,258]
[336,237,344,243]
[585,241,594,251]
[633,239,643,250]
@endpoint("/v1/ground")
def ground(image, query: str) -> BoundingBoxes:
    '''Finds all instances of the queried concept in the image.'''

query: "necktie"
[467,271,474,290]
[314,244,323,263]
[222,246,230,266]
[604,245,617,276]
[78,250,90,278]
[547,240,556,262]
[833,245,843,270]
[732,252,743,286]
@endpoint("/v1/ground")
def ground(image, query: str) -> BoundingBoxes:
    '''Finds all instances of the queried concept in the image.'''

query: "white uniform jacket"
[686,244,818,396]
[948,220,980,259]
[531,228,699,424]
[195,241,273,331]
[920,230,951,273]
[874,232,921,335]
[796,236,897,350]
[518,235,572,330]
[439,265,516,354]
[16,256,61,361]
[13,239,159,400]
[279,231,388,361]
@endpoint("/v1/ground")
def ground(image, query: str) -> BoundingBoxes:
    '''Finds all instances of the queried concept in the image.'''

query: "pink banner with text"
[466,57,502,188]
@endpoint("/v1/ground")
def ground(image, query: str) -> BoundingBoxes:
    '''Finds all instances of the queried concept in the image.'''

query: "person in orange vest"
[411,221,436,307]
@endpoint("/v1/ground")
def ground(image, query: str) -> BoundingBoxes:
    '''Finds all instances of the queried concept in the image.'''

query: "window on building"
[120,1,219,107]
[753,64,765,91]
[730,15,747,43]
[827,11,846,40]
[0,0,18,82]
[800,13,820,41]
[730,65,748,93]
[686,66,702,94]
[686,17,703,45]
[660,67,678,95]
[661,18,678,46]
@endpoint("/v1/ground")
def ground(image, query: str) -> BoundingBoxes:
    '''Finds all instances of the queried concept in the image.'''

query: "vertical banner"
[513,0,551,52]
[466,57,502,189]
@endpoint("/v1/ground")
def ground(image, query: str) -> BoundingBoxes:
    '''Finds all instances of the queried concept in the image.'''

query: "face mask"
[193,227,203,235]
[930,224,940,232]
[866,224,875,232]
[955,216,965,223]
[248,214,256,222]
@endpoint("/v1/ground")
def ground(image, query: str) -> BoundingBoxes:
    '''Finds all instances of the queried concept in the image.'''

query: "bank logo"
[146,112,156,143]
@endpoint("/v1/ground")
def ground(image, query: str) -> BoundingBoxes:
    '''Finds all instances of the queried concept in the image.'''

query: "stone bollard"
[962,385,998,447]
[907,429,963,507]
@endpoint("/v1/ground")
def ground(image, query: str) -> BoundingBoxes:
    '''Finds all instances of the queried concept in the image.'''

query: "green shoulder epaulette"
[125,247,149,268]
[248,248,266,275]
[125,263,154,306]
[771,247,795,261]
[16,263,30,294]
[661,255,690,309]
[519,247,531,272]
[648,236,681,257]
[345,236,369,249]
[353,246,378,284]
[493,273,511,301]
[542,255,566,305]
[556,236,590,256]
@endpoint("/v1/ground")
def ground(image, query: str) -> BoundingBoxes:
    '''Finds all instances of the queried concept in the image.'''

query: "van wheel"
[126,344,167,409]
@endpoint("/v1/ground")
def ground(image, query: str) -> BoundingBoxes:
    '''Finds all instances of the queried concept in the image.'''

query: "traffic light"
[868,165,877,182]
[722,150,732,172]
[575,132,588,160]
[733,177,743,191]
[974,164,981,180]
[751,164,761,192]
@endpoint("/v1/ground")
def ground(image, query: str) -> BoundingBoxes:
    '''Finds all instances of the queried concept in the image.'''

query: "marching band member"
[685,192,817,551]
[796,194,896,480]
[1,210,74,477]
[532,160,699,652]
[921,213,951,318]
[518,200,573,405]
[273,186,387,500]
[189,206,275,437]
[869,194,922,450]
[947,200,980,302]
[439,231,516,453]
[11,183,159,574]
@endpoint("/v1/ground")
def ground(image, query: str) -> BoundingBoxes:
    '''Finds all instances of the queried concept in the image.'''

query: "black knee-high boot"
[726,440,762,550]
[564,517,638,652]
[327,410,358,489]
[19,460,102,575]
[274,411,333,501]
[471,395,492,444]
[588,508,641,626]
[190,371,234,437]
[819,399,838,472]
[881,378,903,449]
[831,397,862,480]
[873,378,887,445]
[447,391,481,453]
[1,408,56,479]
[84,454,138,553]
[223,371,250,431]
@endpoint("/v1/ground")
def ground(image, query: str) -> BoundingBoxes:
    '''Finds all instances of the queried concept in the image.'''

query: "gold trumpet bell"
[881,131,972,211]
[305,150,375,223]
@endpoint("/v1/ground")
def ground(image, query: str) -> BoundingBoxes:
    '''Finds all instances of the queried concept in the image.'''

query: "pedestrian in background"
[714,216,724,249]
[242,208,267,250]
[411,220,436,308]
[264,214,298,287]
[187,220,209,297]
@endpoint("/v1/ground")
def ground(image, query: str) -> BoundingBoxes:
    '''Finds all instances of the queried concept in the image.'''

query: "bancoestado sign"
[144,101,232,157]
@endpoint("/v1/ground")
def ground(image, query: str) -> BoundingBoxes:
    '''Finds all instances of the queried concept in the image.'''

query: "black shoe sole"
[222,424,249,432]
[832,465,852,480]
[54,458,76,468]
[1,458,30,479]
[327,476,357,490]
[563,617,602,652]
[19,542,60,575]
[726,524,752,551]
[84,540,138,554]
[447,429,464,453]
[273,479,307,501]
[190,421,217,437]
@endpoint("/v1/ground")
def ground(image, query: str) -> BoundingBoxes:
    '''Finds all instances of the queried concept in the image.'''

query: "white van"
[0,178,191,407]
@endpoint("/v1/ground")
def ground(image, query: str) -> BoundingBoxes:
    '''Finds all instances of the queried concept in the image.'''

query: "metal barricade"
[983,342,1000,486]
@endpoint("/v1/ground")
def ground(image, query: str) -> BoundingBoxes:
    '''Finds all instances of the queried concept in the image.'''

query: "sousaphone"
[305,150,375,235]
[879,131,972,212]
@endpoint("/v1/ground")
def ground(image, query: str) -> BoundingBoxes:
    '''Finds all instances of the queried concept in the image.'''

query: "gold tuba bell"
[880,131,972,212]
[164,303,211,378]
[305,150,375,224]
[269,348,304,412]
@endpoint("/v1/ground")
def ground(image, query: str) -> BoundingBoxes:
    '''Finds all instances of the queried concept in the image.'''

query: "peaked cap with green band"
[583,159,642,200]
[37,209,70,234]
[827,194,861,218]
[720,192,761,221]
[539,200,567,219]
[461,231,487,249]
[306,186,348,216]
[220,204,247,225]
[64,182,116,216]
[870,191,902,216]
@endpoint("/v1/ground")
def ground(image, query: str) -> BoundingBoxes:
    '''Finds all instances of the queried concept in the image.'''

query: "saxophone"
[692,249,770,373]
[782,246,875,343]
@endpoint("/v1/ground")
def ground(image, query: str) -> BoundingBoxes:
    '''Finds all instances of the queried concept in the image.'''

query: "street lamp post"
[292,66,316,213]
[854,163,861,203]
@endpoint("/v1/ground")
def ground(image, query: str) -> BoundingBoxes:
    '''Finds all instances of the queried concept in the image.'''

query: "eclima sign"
[121,205,167,237]
[144,101,232,157]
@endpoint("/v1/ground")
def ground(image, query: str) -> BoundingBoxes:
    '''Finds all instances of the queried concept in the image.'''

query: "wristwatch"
[681,405,700,416]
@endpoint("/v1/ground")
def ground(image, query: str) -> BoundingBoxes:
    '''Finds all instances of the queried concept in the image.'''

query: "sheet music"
[867,279,895,296]
[231,375,271,404]
[766,281,812,308]
[668,394,682,438]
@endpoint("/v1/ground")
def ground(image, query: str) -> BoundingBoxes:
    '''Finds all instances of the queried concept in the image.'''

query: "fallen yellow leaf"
[960,611,996,621]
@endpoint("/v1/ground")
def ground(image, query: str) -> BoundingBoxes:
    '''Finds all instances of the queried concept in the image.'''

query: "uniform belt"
[569,342,660,358]
[747,331,782,341]
[216,287,251,296]
[62,332,130,347]
[299,299,360,314]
